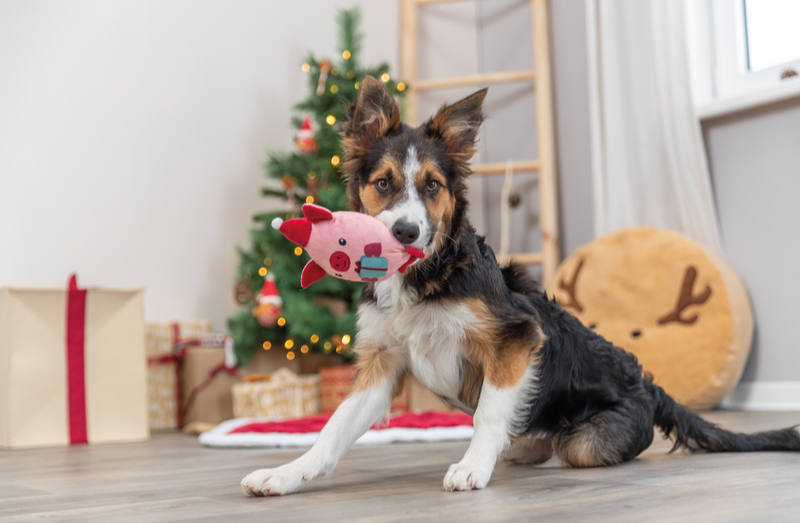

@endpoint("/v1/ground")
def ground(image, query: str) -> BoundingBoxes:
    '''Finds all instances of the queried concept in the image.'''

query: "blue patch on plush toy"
[358,256,389,281]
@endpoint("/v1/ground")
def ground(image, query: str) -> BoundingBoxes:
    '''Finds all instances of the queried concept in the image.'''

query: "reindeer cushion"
[548,227,753,411]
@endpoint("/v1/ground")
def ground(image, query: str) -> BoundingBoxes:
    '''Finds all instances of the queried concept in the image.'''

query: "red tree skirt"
[199,411,474,448]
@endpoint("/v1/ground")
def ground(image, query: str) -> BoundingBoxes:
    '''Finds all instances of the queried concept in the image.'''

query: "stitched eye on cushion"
[339,238,346,246]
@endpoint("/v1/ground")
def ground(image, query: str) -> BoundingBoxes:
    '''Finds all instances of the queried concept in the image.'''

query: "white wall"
[0,0,595,335]
[0,0,400,332]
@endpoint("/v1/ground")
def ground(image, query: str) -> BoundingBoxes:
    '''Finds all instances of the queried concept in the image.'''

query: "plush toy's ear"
[302,204,334,223]
[279,218,312,247]
[301,259,327,288]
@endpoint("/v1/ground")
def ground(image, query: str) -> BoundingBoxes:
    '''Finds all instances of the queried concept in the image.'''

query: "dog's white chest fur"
[356,275,475,400]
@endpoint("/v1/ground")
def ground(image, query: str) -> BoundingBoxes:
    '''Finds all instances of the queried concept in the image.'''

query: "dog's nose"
[391,220,420,245]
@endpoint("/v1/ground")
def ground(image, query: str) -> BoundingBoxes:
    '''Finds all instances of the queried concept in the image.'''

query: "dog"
[241,76,800,496]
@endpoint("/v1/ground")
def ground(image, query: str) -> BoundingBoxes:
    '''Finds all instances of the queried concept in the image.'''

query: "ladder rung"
[471,160,540,176]
[497,253,543,265]
[414,70,535,91]
[416,0,505,5]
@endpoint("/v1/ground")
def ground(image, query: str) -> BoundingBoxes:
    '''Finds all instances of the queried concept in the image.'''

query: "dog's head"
[341,76,486,256]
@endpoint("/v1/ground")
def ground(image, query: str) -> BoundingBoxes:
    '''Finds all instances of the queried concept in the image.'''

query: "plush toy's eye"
[339,238,346,246]
[376,178,389,192]
[427,180,440,192]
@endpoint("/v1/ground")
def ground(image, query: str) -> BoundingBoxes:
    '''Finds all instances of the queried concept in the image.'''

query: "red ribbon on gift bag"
[65,274,88,445]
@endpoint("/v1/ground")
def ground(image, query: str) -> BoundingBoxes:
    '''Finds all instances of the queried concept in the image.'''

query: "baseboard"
[719,382,800,411]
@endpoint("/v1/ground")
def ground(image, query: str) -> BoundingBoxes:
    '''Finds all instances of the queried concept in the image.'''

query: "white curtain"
[585,0,722,253]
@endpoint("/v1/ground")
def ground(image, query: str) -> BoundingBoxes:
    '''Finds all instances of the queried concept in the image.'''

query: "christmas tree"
[228,7,406,366]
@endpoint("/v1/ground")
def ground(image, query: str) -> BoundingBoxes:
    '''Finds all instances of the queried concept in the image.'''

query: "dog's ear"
[343,76,400,150]
[425,88,487,165]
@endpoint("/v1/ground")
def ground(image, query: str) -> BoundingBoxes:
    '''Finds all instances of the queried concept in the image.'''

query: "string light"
[380,73,390,82]
[310,334,319,343]
[300,345,309,353]
[330,85,339,94]
[285,213,292,220]
[294,246,303,256]
[308,172,316,179]
[342,334,351,345]
[331,155,340,166]
[323,341,332,351]
[285,339,294,349]
[301,63,310,73]
[342,50,351,59]
[258,267,267,277]
[306,196,314,204]
[335,345,344,354]
[286,351,295,360]
[277,317,286,327]
[262,341,272,350]
[347,71,355,79]
[397,82,406,92]
[354,81,360,89]
[326,115,336,125]
[331,67,339,75]
[264,258,272,266]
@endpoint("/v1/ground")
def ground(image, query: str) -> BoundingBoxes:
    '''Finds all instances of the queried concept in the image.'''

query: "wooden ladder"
[400,0,560,288]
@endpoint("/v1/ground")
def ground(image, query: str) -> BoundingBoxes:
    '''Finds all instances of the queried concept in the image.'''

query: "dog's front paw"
[443,461,493,491]
[241,465,309,497]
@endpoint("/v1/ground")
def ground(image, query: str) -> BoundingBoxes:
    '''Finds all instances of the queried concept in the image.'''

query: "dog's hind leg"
[241,343,405,497]
[556,398,655,468]
[503,433,554,465]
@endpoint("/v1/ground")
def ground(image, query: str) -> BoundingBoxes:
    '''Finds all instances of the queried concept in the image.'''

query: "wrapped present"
[181,339,238,427]
[319,365,408,414]
[0,275,148,449]
[407,375,456,412]
[232,368,320,420]
[145,320,211,431]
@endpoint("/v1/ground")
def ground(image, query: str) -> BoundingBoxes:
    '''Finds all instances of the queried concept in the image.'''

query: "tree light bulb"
[294,246,303,256]
[310,334,319,343]
[326,115,336,125]
[381,73,390,82]
[277,317,286,326]
[331,155,340,166]
[286,351,295,360]
[397,82,406,92]
[342,334,351,345]
[301,345,309,353]
[285,339,294,349]
[258,267,267,277]
[301,63,310,72]
[330,85,339,94]
[262,341,271,350]
[342,50,351,59]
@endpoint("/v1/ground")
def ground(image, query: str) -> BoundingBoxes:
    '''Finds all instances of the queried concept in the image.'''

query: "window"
[688,0,800,109]
[743,0,800,72]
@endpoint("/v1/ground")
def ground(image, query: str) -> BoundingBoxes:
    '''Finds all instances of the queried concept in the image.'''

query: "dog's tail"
[645,379,800,453]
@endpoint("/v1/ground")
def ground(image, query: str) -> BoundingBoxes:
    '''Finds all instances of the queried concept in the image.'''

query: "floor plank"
[1,411,799,522]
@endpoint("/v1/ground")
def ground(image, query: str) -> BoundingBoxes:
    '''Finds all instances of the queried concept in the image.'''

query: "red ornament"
[296,117,319,155]
[251,274,283,327]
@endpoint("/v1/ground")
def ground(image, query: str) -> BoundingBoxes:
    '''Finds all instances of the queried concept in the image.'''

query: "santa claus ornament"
[251,274,283,327]
[295,117,319,156]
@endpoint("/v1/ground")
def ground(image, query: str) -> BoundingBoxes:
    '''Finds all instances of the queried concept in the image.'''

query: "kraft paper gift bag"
[0,275,149,449]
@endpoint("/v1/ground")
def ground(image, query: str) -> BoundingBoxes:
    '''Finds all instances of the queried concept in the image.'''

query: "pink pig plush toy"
[272,204,426,289]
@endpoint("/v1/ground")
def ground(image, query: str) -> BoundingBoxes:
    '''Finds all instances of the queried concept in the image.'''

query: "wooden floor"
[2,411,800,522]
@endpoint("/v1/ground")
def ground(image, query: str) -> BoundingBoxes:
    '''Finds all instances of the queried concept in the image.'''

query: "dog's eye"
[376,178,389,192]
[427,180,440,192]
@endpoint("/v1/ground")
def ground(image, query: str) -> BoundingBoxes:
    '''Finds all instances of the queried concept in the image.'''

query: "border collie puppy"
[242,76,800,496]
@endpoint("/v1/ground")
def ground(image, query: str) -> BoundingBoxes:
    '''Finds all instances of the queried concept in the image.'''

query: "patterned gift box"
[232,368,320,420]
[319,365,408,414]
[145,320,211,430]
